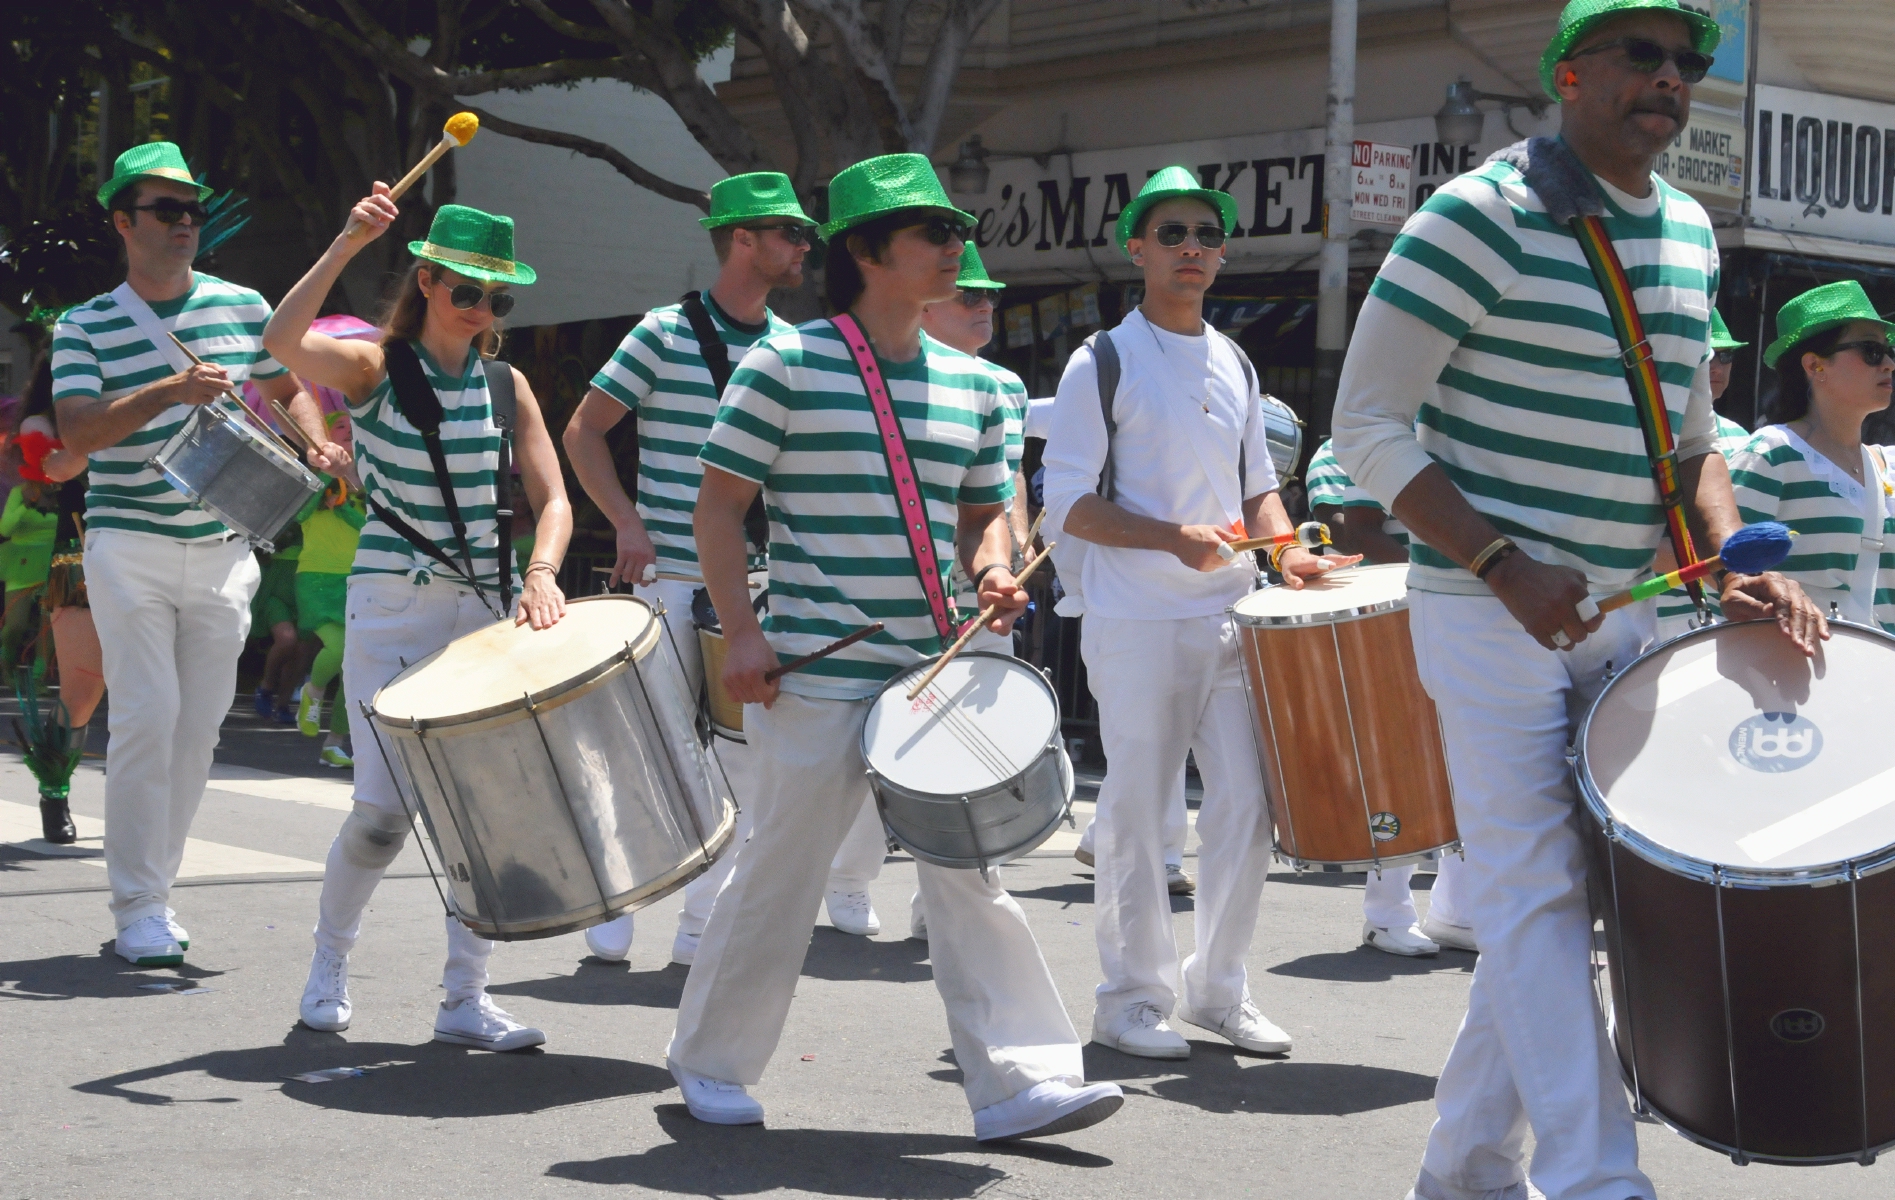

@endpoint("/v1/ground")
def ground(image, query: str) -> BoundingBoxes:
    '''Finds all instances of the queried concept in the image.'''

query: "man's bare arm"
[563,387,657,587]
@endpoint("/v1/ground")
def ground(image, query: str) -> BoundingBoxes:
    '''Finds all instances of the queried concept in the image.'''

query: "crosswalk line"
[206,763,355,812]
[0,799,325,877]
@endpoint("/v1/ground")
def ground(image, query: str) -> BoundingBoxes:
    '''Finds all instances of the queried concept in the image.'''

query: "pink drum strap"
[831,313,955,646]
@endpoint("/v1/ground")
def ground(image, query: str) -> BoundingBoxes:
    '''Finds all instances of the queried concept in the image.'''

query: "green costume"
[293,479,364,741]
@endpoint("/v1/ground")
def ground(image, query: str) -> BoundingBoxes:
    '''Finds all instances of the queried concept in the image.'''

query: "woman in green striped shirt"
[263,186,572,1053]
[1728,281,1895,631]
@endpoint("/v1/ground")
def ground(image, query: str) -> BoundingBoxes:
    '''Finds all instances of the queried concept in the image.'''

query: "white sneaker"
[909,890,928,941]
[1166,864,1196,895]
[671,929,700,966]
[433,994,546,1052]
[669,1058,764,1125]
[1073,846,1096,867]
[825,889,880,937]
[115,915,183,967]
[165,916,190,950]
[1419,913,1479,953]
[300,946,351,1032]
[973,1078,1124,1141]
[1092,1001,1190,1060]
[584,913,634,962]
[1176,999,1293,1054]
[1363,920,1440,957]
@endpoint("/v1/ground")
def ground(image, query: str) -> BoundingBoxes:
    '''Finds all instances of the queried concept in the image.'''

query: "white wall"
[454,48,733,327]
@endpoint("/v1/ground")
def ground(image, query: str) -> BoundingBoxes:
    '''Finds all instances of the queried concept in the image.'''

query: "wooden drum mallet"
[344,112,480,239]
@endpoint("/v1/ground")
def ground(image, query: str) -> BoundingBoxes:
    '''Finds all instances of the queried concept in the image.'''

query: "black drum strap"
[681,292,770,554]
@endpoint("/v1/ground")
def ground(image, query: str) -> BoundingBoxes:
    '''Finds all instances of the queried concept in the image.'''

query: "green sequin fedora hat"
[1114,166,1240,254]
[1709,308,1747,351]
[96,142,213,207]
[1763,281,1895,369]
[956,245,1005,290]
[820,153,976,242]
[1540,0,1720,100]
[408,204,537,286]
[700,172,817,231]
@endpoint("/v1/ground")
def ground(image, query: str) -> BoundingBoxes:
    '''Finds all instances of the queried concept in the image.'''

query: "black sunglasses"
[738,223,812,246]
[954,288,999,309]
[1711,349,1736,365]
[1151,222,1227,249]
[1569,37,1714,83]
[1832,340,1895,368]
[134,199,209,226]
[448,282,515,319]
[907,216,974,246]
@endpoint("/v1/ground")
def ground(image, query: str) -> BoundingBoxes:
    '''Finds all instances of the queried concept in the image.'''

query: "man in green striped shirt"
[51,143,300,969]
[562,172,815,968]
[1332,4,1820,1198]
[669,153,1121,1144]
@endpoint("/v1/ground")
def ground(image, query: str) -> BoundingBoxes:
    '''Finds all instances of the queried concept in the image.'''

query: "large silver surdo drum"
[148,401,322,551]
[370,594,735,940]
[1260,392,1305,483]
[863,651,1073,876]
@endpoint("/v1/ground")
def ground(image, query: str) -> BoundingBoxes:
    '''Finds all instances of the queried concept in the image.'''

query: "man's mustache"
[1631,97,1684,121]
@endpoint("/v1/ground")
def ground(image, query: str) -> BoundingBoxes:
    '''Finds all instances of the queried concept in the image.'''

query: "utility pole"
[1313,0,1357,447]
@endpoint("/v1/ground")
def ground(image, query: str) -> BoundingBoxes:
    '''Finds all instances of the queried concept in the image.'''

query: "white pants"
[88,530,259,930]
[1082,612,1273,1020]
[1363,851,1470,930]
[670,691,1085,1113]
[1077,769,1189,870]
[316,576,502,998]
[1408,590,1655,1200]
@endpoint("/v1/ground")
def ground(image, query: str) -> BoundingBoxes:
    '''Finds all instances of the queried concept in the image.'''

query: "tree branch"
[516,0,617,43]
[907,0,1005,154]
[798,0,914,147]
[460,104,710,211]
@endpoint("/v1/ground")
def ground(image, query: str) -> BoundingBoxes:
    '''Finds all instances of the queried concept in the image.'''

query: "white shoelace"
[124,915,175,946]
[1129,1001,1169,1030]
[311,951,347,997]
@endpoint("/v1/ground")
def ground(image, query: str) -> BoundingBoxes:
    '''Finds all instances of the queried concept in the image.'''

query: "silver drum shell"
[1260,392,1305,482]
[863,653,1074,875]
[149,403,322,551]
[372,614,734,940]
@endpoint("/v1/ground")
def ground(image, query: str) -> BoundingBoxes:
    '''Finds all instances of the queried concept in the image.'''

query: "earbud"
[1563,69,1578,88]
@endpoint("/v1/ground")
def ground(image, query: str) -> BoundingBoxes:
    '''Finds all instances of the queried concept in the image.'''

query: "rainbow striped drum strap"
[1570,213,1705,607]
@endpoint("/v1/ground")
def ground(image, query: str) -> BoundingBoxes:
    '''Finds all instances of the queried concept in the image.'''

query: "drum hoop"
[1271,843,1461,873]
[1575,619,1895,888]
[370,594,665,733]
[863,650,1062,798]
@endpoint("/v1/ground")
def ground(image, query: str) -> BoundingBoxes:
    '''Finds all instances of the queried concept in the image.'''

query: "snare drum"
[693,572,769,742]
[369,594,735,940]
[864,651,1073,877]
[1577,620,1895,1166]
[1259,393,1305,482]
[1231,564,1458,870]
[149,402,322,551]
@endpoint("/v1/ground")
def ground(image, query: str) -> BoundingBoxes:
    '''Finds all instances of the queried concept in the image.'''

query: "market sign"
[1752,85,1895,246]
[1351,141,1413,228]
[1655,107,1745,204]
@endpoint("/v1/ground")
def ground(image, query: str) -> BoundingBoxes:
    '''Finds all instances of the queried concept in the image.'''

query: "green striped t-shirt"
[591,300,792,573]
[1305,437,1409,549]
[699,322,1013,700]
[348,344,507,590]
[51,274,288,541]
[1362,159,1719,595]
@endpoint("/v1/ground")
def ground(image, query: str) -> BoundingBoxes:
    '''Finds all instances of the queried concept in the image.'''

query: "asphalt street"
[0,694,1887,1199]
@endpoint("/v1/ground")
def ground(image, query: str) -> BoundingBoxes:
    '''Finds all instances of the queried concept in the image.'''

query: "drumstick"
[905,541,1055,701]
[345,112,479,238]
[1575,522,1795,622]
[166,333,303,460]
[593,566,762,589]
[267,399,312,453]
[763,622,885,682]
[1216,521,1331,560]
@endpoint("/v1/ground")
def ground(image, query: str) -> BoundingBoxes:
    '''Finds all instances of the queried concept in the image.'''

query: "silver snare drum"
[863,651,1073,876]
[369,594,735,941]
[149,402,322,551]
[1260,392,1305,482]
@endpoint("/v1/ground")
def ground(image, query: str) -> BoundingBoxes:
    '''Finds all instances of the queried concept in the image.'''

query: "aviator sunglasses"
[1569,37,1714,83]
[447,282,515,319]
[955,288,1000,308]
[133,199,209,226]
[1831,340,1895,368]
[1151,222,1227,249]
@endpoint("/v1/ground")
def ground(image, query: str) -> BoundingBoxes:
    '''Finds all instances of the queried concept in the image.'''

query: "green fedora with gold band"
[407,204,537,286]
[700,172,817,231]
[96,142,213,208]
[1115,166,1240,254]
[1709,308,1747,351]
[1763,280,1895,369]
[1540,0,1720,100]
[957,244,1005,291]
[821,153,975,242]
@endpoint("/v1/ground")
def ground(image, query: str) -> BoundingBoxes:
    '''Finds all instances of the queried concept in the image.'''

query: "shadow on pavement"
[546,1104,1110,1195]
[72,1029,671,1116]
[488,960,688,1009]
[1006,880,1094,907]
[798,928,932,984]
[1266,947,1475,982]
[0,947,227,1001]
[1081,1043,1435,1116]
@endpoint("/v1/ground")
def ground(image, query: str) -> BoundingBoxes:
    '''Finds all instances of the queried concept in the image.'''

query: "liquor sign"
[1350,141,1413,227]
[1752,86,1895,247]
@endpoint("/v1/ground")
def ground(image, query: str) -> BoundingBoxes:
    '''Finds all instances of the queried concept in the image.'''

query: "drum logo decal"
[1369,812,1401,842]
[1770,1008,1825,1044]
[1729,712,1822,772]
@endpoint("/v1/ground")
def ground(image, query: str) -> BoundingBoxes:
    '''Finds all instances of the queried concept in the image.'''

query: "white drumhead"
[375,594,658,722]
[1230,562,1408,624]
[865,653,1057,793]
[1582,621,1895,874]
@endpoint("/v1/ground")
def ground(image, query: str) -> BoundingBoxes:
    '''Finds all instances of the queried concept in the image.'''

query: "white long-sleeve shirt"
[1042,309,1279,620]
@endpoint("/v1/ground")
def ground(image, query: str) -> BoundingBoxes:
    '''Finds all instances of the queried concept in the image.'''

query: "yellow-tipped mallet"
[345,111,480,238]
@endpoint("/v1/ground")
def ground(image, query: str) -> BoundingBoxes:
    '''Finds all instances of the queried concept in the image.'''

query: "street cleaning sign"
[1350,141,1413,228]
